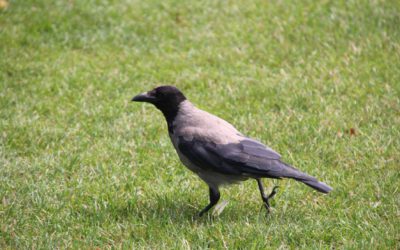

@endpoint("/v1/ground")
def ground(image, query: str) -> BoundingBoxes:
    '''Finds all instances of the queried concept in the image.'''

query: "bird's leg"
[199,187,220,217]
[257,179,279,213]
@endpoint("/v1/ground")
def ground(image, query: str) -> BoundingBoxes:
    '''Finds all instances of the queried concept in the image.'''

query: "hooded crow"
[132,85,332,216]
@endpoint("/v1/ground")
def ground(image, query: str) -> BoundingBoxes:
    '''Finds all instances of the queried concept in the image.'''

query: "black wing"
[177,136,314,180]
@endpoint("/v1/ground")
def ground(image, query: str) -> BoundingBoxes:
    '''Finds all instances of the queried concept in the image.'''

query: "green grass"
[1,0,399,248]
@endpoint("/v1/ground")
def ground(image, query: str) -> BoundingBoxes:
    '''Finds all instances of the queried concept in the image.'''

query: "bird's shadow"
[104,195,276,224]
[73,193,315,228]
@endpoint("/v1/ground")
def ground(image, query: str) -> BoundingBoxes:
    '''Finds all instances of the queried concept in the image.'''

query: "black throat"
[158,105,179,134]
[155,97,186,134]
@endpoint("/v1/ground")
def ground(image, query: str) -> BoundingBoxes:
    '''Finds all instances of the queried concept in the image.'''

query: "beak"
[131,92,156,103]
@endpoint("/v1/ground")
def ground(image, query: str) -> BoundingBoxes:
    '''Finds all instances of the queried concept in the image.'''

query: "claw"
[263,199,273,214]
[268,186,279,199]
[256,180,280,214]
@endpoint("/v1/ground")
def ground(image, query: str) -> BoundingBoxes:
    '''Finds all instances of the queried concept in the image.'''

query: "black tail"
[300,179,332,193]
[279,162,333,193]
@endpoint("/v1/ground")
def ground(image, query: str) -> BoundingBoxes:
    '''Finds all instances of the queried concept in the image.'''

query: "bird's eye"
[148,89,157,97]
[156,91,165,98]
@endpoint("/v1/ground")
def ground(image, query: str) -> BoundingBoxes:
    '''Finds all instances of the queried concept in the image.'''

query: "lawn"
[1,0,399,248]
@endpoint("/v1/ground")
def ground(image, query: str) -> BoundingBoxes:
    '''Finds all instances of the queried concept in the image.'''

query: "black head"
[131,85,186,123]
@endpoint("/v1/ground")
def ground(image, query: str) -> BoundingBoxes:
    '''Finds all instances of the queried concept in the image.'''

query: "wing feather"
[177,136,313,180]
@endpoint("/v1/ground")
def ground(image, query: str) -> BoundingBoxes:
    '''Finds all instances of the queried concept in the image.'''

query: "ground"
[1,0,399,248]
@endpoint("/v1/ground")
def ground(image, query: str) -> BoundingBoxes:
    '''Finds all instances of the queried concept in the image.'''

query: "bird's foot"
[198,207,209,217]
[268,186,279,200]
[263,200,271,213]
[262,186,279,214]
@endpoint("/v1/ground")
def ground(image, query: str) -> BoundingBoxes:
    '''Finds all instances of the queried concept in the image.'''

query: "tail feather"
[279,162,333,193]
[300,179,333,193]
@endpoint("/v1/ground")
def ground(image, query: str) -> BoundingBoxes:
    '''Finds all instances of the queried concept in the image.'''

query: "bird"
[132,85,332,216]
